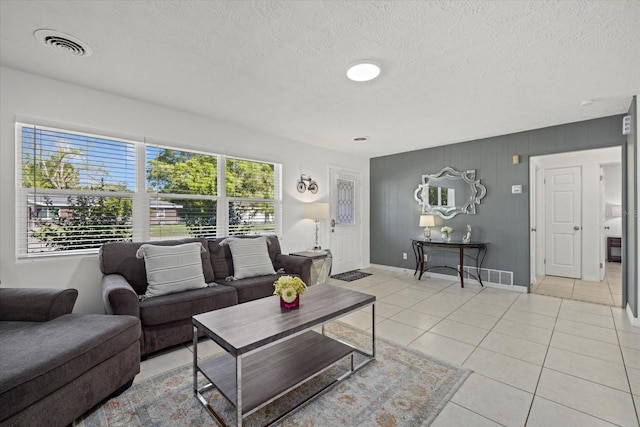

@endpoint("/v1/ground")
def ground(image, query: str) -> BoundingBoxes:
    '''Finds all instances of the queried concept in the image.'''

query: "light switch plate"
[512,185,522,194]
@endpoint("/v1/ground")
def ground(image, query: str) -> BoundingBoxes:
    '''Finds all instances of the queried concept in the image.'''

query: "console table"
[411,239,487,287]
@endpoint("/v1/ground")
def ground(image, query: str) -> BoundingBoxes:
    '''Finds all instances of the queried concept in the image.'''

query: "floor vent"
[458,265,514,286]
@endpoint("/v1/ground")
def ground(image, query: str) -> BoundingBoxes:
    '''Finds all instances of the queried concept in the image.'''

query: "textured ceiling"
[1,0,639,158]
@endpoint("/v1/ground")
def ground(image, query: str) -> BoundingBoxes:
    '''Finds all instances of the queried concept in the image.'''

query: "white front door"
[544,166,582,278]
[329,167,361,274]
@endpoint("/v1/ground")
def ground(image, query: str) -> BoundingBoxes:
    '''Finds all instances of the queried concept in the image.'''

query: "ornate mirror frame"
[414,167,487,219]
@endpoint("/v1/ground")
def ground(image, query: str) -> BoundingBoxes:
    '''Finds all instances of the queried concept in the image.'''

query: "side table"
[289,250,332,285]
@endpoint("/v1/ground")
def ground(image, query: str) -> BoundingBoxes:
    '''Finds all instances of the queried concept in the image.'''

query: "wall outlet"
[402,252,407,260]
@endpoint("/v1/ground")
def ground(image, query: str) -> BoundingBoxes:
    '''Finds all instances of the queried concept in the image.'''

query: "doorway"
[329,167,362,274]
[529,147,623,306]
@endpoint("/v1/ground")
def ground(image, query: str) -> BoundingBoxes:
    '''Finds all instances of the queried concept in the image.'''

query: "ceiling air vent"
[34,29,93,57]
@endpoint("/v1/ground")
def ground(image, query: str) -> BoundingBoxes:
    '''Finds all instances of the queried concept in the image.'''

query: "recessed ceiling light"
[346,61,381,82]
[353,136,369,142]
[34,29,93,57]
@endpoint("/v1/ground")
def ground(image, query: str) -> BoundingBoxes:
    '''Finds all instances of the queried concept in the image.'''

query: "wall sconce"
[297,174,318,194]
[512,155,520,165]
[303,202,330,249]
[419,214,435,241]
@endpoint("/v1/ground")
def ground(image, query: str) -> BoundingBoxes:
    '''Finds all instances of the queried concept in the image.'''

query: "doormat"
[330,270,372,282]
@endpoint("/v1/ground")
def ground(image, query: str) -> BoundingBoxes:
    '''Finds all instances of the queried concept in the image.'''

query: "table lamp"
[304,202,330,249]
[419,215,435,241]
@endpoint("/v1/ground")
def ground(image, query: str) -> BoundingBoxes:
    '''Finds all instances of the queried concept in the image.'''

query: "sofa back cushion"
[99,238,215,295]
[220,236,276,279]
[208,235,281,280]
[136,242,209,298]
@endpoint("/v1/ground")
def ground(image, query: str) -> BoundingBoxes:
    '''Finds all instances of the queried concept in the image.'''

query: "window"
[17,123,282,257]
[146,146,219,239]
[226,158,279,235]
[19,124,134,256]
[428,186,455,207]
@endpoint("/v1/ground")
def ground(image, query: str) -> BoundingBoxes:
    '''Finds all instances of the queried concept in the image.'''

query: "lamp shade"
[419,215,435,227]
[303,202,330,220]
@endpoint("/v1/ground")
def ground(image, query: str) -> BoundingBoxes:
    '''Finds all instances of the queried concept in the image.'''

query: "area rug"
[330,270,373,282]
[76,322,470,427]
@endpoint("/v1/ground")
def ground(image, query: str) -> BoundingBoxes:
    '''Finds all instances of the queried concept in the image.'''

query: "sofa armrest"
[0,288,78,322]
[102,274,140,318]
[275,254,313,285]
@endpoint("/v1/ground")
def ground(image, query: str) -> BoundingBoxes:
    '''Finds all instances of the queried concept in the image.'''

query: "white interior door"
[329,167,361,274]
[599,167,606,280]
[544,166,582,278]
[529,160,538,286]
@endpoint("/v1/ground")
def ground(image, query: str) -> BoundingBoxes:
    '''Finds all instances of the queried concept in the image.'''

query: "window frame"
[16,122,282,258]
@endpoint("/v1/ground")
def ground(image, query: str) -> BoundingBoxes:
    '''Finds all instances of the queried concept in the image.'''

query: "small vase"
[280,294,300,310]
[442,232,451,242]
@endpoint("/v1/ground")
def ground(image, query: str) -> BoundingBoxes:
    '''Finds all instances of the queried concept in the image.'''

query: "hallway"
[532,263,622,306]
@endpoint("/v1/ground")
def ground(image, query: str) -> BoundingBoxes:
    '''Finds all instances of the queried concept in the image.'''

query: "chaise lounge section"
[100,235,312,357]
[0,287,140,427]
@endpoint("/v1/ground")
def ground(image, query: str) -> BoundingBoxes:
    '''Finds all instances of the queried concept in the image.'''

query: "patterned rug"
[76,322,470,426]
[330,270,373,282]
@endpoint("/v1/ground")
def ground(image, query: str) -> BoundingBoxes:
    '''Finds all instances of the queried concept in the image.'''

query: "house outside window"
[17,123,282,257]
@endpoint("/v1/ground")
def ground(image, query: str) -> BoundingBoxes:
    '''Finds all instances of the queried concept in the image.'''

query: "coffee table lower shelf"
[195,330,369,425]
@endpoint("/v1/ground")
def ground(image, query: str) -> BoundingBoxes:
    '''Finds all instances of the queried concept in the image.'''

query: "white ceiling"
[1,0,639,158]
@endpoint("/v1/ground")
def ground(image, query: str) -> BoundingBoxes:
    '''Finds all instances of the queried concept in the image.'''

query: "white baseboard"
[368,264,527,293]
[626,304,640,326]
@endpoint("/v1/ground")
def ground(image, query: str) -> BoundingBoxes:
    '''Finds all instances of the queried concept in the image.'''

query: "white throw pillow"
[136,242,208,298]
[221,237,276,279]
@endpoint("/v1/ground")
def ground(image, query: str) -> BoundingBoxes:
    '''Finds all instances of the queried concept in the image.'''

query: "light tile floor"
[531,262,622,306]
[137,267,640,426]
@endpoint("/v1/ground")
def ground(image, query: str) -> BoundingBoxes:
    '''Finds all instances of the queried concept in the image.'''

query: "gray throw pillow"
[136,242,208,298]
[221,237,276,279]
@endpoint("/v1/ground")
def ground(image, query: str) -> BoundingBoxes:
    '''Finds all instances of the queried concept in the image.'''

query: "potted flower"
[273,275,308,309]
[441,226,454,241]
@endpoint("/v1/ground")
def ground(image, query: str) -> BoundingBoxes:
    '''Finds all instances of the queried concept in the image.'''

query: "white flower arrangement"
[441,226,453,234]
[273,275,307,303]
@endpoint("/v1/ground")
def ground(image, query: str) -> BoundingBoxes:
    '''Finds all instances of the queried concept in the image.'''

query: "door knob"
[604,226,611,230]
[573,226,580,230]
[331,219,336,227]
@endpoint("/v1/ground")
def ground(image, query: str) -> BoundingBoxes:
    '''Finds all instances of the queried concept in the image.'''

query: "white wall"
[0,67,370,313]
[636,99,640,320]
[535,147,621,282]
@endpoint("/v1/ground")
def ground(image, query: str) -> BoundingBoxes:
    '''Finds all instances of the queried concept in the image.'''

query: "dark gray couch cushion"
[99,238,215,294]
[215,273,291,303]
[0,288,78,322]
[139,286,238,326]
[0,314,140,422]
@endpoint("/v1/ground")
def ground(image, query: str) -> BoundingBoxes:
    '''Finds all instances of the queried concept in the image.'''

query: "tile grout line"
[611,304,640,425]
[523,297,562,426]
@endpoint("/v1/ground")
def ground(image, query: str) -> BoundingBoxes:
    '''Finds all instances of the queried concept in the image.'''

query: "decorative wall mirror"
[414,167,487,219]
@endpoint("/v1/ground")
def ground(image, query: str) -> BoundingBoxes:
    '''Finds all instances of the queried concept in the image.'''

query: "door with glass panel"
[329,167,361,274]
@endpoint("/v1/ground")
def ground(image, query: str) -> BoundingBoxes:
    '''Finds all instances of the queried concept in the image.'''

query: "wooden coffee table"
[192,284,376,426]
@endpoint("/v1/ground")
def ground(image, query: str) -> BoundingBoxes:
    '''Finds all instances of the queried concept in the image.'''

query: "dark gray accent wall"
[371,115,627,288]
[623,97,637,315]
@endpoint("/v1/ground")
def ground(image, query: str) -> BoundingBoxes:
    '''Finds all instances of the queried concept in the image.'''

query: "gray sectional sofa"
[0,287,140,427]
[100,235,312,357]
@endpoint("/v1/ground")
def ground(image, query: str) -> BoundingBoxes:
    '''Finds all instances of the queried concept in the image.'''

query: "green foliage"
[226,158,274,199]
[23,148,81,189]
[31,180,132,250]
[147,150,217,195]
[147,149,275,236]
